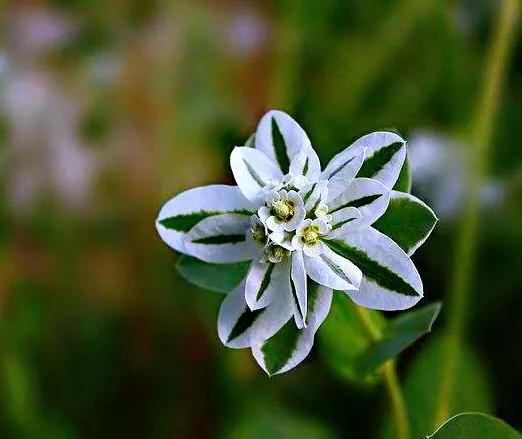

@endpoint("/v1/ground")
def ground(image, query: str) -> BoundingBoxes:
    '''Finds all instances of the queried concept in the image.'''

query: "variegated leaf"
[218,266,294,349]
[255,110,321,181]
[304,246,362,292]
[251,281,333,376]
[322,147,366,202]
[156,185,255,254]
[349,131,407,188]
[230,147,283,202]
[245,261,287,311]
[324,227,423,310]
[185,213,255,263]
[328,177,390,235]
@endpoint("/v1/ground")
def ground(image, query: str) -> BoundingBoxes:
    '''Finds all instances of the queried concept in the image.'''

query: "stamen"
[271,199,295,221]
[266,245,289,263]
[251,223,267,244]
[302,225,319,245]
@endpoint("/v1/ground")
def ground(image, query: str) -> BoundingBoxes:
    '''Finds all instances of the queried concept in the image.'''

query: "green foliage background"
[0,0,521,437]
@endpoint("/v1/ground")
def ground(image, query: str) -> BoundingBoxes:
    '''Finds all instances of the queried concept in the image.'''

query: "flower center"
[301,224,320,245]
[251,223,267,244]
[266,245,289,263]
[271,199,295,221]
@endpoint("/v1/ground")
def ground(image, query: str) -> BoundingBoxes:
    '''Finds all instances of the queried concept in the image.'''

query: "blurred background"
[1,0,521,438]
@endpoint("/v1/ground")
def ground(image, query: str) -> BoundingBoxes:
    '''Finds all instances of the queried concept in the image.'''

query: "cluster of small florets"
[247,175,332,263]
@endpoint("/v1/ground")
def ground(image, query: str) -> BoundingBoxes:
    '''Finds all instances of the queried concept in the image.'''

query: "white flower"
[292,218,329,257]
[258,189,306,232]
[156,110,437,375]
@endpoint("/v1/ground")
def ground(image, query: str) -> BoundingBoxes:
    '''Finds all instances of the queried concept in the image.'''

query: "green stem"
[352,304,410,439]
[382,363,409,439]
[435,0,519,426]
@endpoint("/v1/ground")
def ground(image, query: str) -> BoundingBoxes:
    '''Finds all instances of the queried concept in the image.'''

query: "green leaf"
[176,255,249,293]
[428,413,521,439]
[254,282,332,376]
[373,191,438,256]
[379,337,493,438]
[320,298,440,383]
[319,294,386,384]
[355,302,441,374]
[393,154,412,193]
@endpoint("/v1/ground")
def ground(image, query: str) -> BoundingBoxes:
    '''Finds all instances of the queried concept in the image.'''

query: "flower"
[292,218,329,257]
[156,110,437,375]
[259,188,306,232]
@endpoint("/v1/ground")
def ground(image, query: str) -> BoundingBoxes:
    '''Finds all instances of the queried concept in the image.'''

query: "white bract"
[156,110,437,375]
